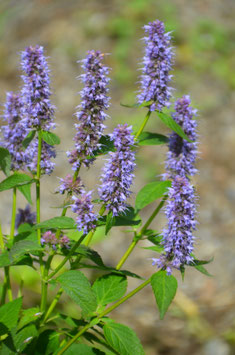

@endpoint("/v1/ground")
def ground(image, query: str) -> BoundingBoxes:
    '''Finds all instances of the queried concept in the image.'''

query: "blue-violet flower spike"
[98,124,136,216]
[1,92,28,170]
[71,191,98,234]
[165,95,198,178]
[67,50,110,169]
[137,19,174,112]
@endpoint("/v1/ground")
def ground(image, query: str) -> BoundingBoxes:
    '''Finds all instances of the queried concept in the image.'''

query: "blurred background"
[0,0,235,354]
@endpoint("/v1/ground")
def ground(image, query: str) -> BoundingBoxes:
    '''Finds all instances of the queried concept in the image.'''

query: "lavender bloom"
[137,20,174,112]
[67,50,110,169]
[59,235,70,249]
[58,174,84,195]
[165,95,198,178]
[41,231,58,249]
[21,45,56,174]
[152,176,197,274]
[98,124,136,216]
[71,191,98,234]
[1,92,28,170]
[15,205,36,229]
[21,45,55,130]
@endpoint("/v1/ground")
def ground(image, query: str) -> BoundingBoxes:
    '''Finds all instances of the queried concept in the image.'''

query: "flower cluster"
[156,95,198,274]
[165,96,198,178]
[137,20,173,112]
[98,124,136,216]
[152,176,197,273]
[71,191,98,234]
[58,174,84,195]
[21,45,55,130]
[15,205,36,229]
[1,92,28,170]
[41,231,70,249]
[67,50,110,169]
[21,45,56,174]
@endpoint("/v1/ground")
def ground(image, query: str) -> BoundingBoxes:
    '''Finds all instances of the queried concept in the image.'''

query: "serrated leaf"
[0,298,22,335]
[103,321,145,355]
[105,212,115,235]
[22,130,36,149]
[0,252,11,267]
[73,245,104,266]
[63,344,105,355]
[9,239,42,262]
[0,147,11,176]
[151,270,177,319]
[120,100,152,108]
[157,112,193,143]
[138,132,169,145]
[147,234,163,245]
[34,330,60,355]
[56,270,97,315]
[13,324,37,353]
[18,307,41,330]
[41,130,60,145]
[92,273,127,306]
[78,263,144,279]
[135,181,171,211]
[0,173,35,192]
[17,183,32,204]
[34,216,76,230]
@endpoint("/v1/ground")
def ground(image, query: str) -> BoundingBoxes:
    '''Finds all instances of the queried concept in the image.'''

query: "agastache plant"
[0,20,210,355]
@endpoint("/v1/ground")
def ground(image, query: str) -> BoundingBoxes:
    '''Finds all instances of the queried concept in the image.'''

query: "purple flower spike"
[15,205,36,229]
[71,191,98,234]
[41,231,58,249]
[137,20,174,112]
[165,95,198,178]
[21,45,55,131]
[58,174,84,195]
[1,92,28,170]
[67,50,110,169]
[153,176,197,274]
[98,124,136,216]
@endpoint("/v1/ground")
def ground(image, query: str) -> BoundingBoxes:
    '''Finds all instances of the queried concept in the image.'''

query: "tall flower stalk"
[154,96,198,274]
[67,50,110,169]
[99,124,136,216]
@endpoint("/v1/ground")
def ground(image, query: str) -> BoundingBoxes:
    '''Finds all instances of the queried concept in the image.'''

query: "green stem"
[57,278,151,354]
[10,188,17,239]
[36,130,42,245]
[47,234,86,280]
[0,223,4,251]
[135,110,151,141]
[42,287,63,323]
[116,196,167,270]
[40,253,54,312]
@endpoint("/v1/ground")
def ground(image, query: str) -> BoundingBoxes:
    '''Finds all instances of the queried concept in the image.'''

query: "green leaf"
[141,245,164,253]
[135,181,171,211]
[193,265,212,277]
[120,100,152,109]
[103,321,145,355]
[9,239,42,262]
[78,264,144,280]
[138,132,169,145]
[13,324,38,353]
[22,130,36,149]
[105,211,115,235]
[151,270,177,319]
[0,173,35,192]
[94,135,115,157]
[63,344,105,355]
[41,130,60,145]
[34,330,60,355]
[157,112,193,142]
[34,216,76,230]
[92,273,127,306]
[56,270,97,316]
[18,307,41,329]
[0,298,22,335]
[0,252,11,267]
[190,257,214,266]
[73,246,105,266]
[17,183,32,204]
[0,147,11,176]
